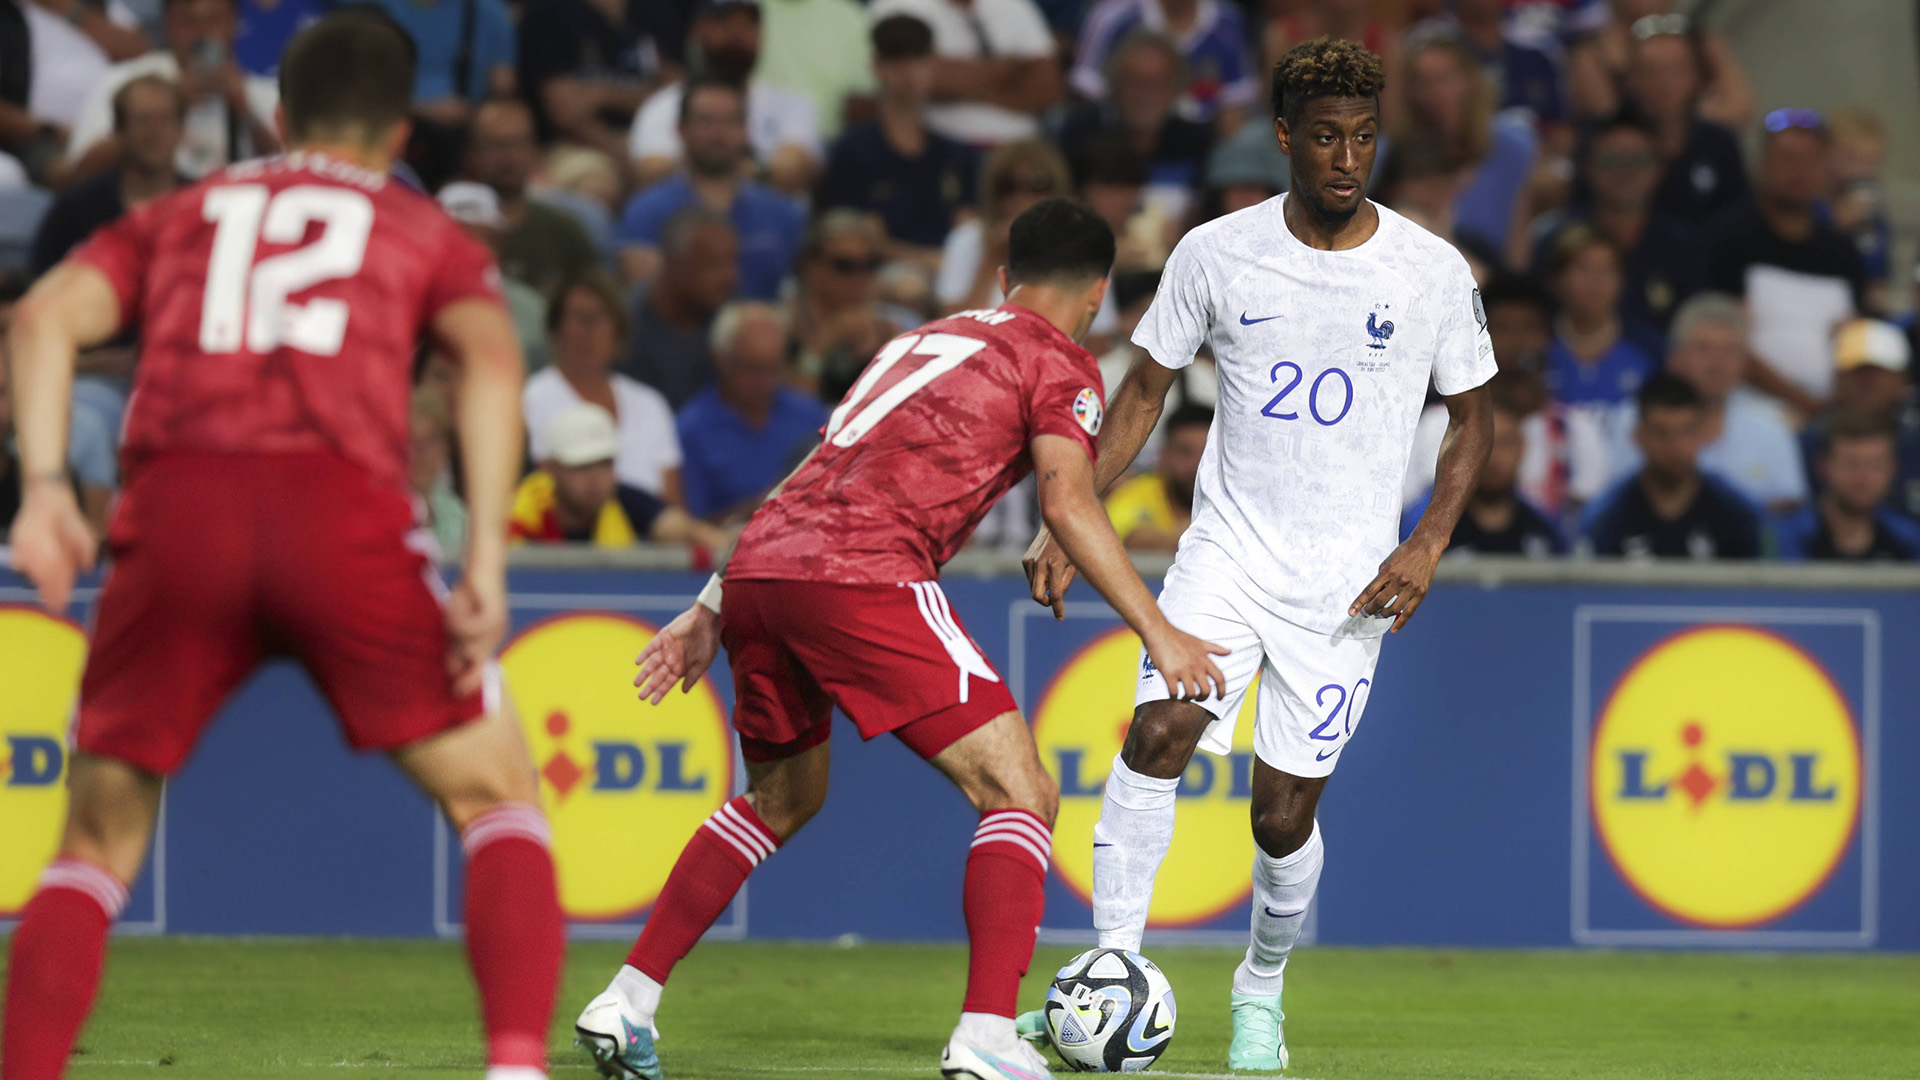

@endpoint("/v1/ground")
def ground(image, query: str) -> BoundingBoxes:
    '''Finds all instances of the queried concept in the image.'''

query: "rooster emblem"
[1366,311,1395,349]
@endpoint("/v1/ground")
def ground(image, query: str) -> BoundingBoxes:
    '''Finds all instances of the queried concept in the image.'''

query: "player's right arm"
[5,261,123,611]
[1032,433,1227,701]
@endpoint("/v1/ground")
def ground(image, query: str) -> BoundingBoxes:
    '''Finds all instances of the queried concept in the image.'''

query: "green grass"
[7,939,1917,1078]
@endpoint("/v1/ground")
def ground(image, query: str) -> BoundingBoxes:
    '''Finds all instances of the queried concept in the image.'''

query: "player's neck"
[1283,193,1378,251]
[1004,286,1090,343]
[288,140,394,175]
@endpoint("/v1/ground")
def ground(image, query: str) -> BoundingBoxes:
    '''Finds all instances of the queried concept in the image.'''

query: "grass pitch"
[7,939,1916,1079]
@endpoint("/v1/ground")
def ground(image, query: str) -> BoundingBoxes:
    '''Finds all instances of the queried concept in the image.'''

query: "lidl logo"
[0,607,87,915]
[1590,625,1860,928]
[501,613,732,921]
[1033,627,1255,926]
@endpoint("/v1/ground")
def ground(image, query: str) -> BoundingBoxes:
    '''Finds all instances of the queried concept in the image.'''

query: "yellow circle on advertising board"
[1591,625,1860,928]
[1032,627,1256,926]
[502,613,733,921]
[0,607,87,915]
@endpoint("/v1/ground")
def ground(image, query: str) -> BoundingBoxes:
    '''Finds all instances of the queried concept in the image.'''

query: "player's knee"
[748,781,826,842]
[1250,803,1314,860]
[1119,705,1203,780]
[436,765,543,833]
[968,756,1058,825]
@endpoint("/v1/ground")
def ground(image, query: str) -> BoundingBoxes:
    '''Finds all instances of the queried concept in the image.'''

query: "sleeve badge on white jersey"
[1073,387,1103,436]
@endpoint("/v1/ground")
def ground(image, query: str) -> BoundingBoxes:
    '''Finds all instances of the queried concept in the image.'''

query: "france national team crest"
[1073,387,1103,436]
[1365,310,1395,349]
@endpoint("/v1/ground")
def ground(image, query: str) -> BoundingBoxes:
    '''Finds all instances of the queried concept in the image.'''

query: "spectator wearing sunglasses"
[819,14,980,266]
[1619,19,1749,225]
[789,211,904,404]
[1569,5,1753,130]
[1709,109,1867,419]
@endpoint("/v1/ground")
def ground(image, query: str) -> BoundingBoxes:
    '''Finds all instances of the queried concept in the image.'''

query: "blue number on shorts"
[1263,363,1353,426]
[1345,678,1370,736]
[1307,683,1347,742]
[1260,361,1302,420]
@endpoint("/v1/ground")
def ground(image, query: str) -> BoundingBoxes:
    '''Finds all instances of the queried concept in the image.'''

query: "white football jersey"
[1134,195,1497,635]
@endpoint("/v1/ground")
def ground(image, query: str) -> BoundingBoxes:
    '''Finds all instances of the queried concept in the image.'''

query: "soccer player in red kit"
[571,199,1228,1080]
[2,13,562,1080]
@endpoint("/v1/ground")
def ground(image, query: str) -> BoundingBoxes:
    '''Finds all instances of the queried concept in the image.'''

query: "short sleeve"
[630,91,680,161]
[1131,231,1213,370]
[425,222,507,318]
[1429,256,1497,397]
[1026,350,1102,463]
[70,200,158,336]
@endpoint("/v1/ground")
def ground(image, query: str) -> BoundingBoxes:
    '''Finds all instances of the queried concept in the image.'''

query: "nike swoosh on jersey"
[1239,312,1283,325]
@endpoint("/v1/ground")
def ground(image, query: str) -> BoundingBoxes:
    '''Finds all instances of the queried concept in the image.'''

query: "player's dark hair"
[1006,198,1116,288]
[871,14,934,60]
[1822,408,1897,455]
[1637,373,1704,415]
[1165,403,1215,434]
[1271,37,1385,130]
[679,74,746,126]
[279,9,416,143]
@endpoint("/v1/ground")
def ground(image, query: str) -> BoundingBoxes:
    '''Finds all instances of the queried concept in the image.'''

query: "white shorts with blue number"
[1134,554,1384,778]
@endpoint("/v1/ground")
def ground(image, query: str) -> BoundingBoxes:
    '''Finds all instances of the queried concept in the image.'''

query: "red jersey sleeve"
[70,199,161,336]
[424,220,507,319]
[1025,347,1103,463]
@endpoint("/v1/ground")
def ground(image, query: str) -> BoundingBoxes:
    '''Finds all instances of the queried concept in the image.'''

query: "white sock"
[1233,821,1324,997]
[484,1068,546,1080]
[1091,753,1179,953]
[953,1010,1017,1049]
[612,963,664,1029]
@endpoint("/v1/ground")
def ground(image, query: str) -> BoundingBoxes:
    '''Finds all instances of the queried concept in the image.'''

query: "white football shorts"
[1134,554,1384,777]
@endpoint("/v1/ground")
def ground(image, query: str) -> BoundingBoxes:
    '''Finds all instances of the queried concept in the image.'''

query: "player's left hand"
[635,604,721,705]
[8,480,97,613]
[445,573,507,697]
[1022,526,1077,621]
[1349,537,1446,633]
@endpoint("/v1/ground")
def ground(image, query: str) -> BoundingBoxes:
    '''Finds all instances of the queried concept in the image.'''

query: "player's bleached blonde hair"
[1270,37,1387,128]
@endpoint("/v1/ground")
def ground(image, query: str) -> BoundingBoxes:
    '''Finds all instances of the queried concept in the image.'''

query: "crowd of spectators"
[2,0,1918,565]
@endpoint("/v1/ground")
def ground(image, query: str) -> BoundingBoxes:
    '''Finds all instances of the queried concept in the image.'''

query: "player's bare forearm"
[9,263,121,478]
[1092,353,1181,495]
[434,300,525,585]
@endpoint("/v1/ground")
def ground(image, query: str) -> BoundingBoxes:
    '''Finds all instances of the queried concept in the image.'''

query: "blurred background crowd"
[2,0,1919,565]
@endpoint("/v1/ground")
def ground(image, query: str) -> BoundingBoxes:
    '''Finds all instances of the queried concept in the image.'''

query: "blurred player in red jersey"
[2,13,562,1080]
[571,199,1228,1080]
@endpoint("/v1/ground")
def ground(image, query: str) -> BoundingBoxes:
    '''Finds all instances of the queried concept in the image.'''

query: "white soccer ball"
[1042,947,1176,1073]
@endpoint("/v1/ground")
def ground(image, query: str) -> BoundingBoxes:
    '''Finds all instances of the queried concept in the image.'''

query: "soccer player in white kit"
[1020,39,1496,1071]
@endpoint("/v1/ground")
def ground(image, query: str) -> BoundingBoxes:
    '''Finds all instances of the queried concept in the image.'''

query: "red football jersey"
[74,152,503,492]
[727,305,1105,585]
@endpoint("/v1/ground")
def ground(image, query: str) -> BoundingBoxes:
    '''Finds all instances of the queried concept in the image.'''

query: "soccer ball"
[1042,948,1176,1072]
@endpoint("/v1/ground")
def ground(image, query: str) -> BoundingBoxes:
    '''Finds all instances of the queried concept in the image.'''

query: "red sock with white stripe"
[962,809,1053,1030]
[461,803,563,1076]
[3,858,129,1080]
[621,796,780,1020]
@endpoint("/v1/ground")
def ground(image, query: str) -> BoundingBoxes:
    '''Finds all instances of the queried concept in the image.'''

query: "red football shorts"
[720,578,1018,763]
[76,452,493,776]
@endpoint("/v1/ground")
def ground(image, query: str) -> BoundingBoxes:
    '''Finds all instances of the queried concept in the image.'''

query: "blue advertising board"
[2,566,1913,950]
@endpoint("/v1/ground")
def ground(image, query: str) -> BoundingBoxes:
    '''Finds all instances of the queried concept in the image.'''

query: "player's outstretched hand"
[1349,537,1446,633]
[8,481,97,613]
[1141,622,1231,702]
[1021,526,1078,621]
[635,604,721,705]
[446,573,507,697]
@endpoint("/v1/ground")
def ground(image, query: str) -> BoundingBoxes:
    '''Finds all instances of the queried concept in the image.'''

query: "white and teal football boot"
[1226,990,1289,1071]
[941,1033,1056,1080]
[574,988,662,1080]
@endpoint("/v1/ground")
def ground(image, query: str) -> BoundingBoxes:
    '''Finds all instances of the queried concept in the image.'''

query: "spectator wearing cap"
[466,97,599,295]
[511,402,730,551]
[232,0,329,77]
[1777,410,1920,562]
[619,77,805,301]
[1395,35,1535,257]
[1202,115,1286,218]
[1058,30,1214,221]
[1709,111,1866,418]
[936,138,1070,313]
[625,210,738,410]
[364,0,515,128]
[1105,404,1211,551]
[1622,20,1748,225]
[819,14,979,263]
[1581,374,1761,559]
[789,211,900,404]
[1405,377,1565,556]
[1801,318,1920,521]
[518,0,683,159]
[756,0,875,144]
[1070,0,1255,130]
[866,0,1062,147]
[408,387,468,563]
[1407,0,1567,129]
[64,0,280,183]
[629,0,820,195]
[0,0,149,184]
[1544,226,1658,409]
[1569,4,1752,130]
[436,180,551,372]
[1529,111,1706,332]
[676,302,828,523]
[1606,294,1806,516]
[525,271,684,503]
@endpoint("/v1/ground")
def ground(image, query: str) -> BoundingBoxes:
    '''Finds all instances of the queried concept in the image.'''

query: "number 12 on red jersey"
[199,184,374,358]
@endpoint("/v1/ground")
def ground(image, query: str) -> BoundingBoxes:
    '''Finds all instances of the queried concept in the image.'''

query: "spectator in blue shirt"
[677,302,828,521]
[367,0,515,116]
[1779,411,1920,562]
[1582,375,1761,559]
[1070,0,1258,126]
[1544,226,1658,409]
[618,77,804,301]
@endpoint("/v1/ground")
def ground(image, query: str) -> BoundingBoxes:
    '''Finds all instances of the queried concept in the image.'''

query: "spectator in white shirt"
[867,0,1062,147]
[64,0,279,183]
[628,0,819,195]
[1606,292,1808,515]
[0,0,150,182]
[524,270,686,504]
